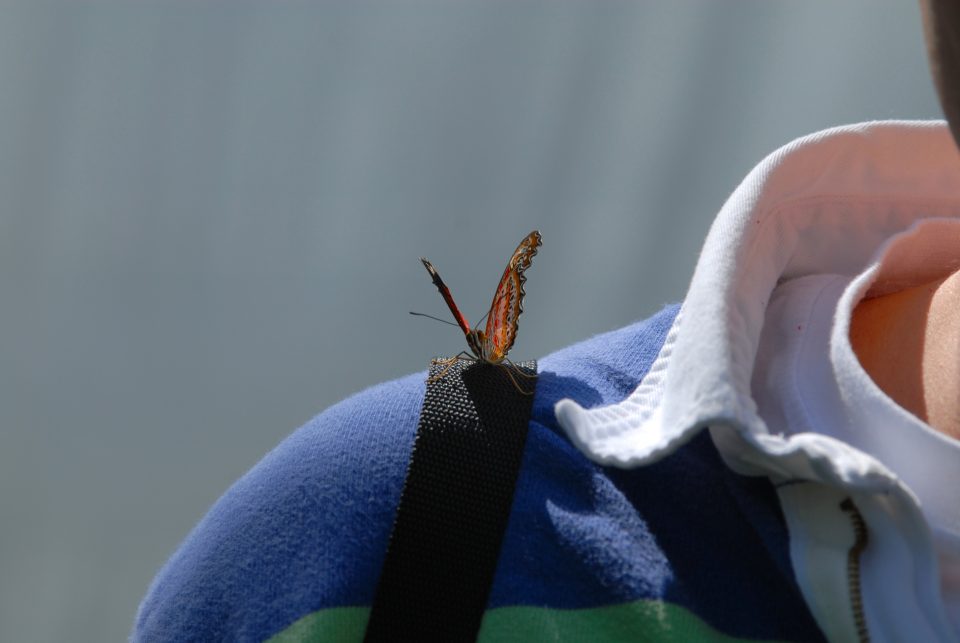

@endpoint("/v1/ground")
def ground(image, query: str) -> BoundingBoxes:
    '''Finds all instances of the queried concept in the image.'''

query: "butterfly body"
[465,329,490,362]
[419,230,541,391]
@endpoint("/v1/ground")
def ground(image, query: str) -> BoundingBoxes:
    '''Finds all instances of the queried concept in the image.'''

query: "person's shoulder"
[132,372,426,642]
[132,304,681,642]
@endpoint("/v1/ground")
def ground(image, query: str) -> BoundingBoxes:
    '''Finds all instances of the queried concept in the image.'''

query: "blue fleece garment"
[133,304,825,642]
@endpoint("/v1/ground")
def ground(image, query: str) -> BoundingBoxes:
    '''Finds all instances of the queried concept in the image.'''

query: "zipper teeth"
[840,498,870,643]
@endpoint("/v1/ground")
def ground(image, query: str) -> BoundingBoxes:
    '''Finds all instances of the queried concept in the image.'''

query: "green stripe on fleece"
[266,606,368,642]
[478,600,788,642]
[265,600,789,642]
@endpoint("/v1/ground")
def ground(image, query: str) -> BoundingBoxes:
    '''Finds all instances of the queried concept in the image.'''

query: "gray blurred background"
[0,2,942,641]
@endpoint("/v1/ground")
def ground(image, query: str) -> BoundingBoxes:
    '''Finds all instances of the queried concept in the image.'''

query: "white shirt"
[752,219,960,632]
[556,121,960,642]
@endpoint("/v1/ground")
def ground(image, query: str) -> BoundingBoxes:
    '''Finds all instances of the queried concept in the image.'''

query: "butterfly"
[418,230,541,393]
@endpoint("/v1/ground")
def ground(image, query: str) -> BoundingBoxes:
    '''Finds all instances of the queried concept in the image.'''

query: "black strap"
[364,358,537,642]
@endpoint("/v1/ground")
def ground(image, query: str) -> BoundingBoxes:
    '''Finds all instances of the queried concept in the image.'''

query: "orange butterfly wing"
[483,230,541,362]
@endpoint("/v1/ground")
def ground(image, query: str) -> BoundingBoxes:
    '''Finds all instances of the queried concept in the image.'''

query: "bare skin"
[846,2,960,441]
[850,271,960,439]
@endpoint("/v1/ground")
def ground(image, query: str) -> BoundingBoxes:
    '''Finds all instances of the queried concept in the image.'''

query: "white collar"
[556,121,960,480]
[831,219,960,539]
[753,219,960,538]
[749,246,960,633]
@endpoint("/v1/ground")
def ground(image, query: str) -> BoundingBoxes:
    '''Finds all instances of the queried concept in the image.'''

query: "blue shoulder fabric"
[133,371,425,642]
[133,304,824,642]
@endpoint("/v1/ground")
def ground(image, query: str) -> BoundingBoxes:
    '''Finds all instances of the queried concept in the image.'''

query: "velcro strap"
[364,358,537,642]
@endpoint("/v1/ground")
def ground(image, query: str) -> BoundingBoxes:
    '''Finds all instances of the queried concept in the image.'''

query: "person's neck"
[849,269,960,440]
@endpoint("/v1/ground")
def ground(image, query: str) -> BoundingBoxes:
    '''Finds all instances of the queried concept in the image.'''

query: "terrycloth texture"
[133,304,824,642]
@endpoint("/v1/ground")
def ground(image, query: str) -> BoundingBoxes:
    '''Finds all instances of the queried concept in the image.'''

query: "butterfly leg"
[497,363,536,396]
[427,352,475,384]
[503,357,539,378]
[429,351,471,368]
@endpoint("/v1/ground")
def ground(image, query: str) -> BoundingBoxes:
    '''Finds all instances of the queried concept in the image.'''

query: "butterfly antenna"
[475,309,490,330]
[409,311,460,327]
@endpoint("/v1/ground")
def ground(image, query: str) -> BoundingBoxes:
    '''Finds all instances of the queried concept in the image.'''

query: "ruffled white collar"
[556,121,960,476]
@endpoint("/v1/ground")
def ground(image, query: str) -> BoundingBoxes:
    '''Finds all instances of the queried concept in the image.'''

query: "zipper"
[840,498,870,643]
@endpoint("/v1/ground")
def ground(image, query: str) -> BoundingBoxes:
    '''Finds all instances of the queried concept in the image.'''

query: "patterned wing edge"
[420,257,472,337]
[484,230,542,360]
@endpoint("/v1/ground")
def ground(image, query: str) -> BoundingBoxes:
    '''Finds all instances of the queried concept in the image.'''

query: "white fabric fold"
[556,121,960,473]
[555,121,960,641]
